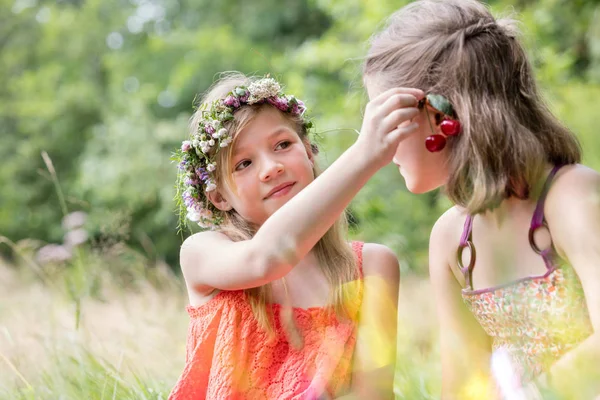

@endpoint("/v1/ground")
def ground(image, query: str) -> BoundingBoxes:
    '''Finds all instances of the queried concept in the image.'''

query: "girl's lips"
[264,182,295,199]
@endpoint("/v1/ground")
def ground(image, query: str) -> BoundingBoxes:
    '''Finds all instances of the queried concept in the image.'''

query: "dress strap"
[528,165,564,265]
[457,214,476,289]
[530,165,564,230]
[460,214,474,246]
[351,241,364,279]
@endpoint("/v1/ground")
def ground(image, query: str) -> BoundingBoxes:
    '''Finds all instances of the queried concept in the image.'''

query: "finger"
[370,87,425,106]
[381,107,419,133]
[387,122,420,145]
[378,94,419,117]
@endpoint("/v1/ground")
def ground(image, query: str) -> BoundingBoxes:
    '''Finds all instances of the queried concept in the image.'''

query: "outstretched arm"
[181,88,424,293]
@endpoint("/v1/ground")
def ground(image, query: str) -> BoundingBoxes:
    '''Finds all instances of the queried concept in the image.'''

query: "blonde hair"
[364,0,581,213]
[189,72,358,335]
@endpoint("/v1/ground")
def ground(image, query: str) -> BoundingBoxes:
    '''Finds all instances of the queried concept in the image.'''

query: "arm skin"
[179,88,424,295]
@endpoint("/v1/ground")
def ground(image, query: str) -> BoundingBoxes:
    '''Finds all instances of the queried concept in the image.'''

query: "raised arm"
[181,88,424,293]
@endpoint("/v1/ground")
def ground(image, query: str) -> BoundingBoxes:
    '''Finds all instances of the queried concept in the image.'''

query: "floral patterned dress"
[458,165,593,383]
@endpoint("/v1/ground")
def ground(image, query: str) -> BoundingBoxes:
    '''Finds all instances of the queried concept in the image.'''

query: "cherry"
[425,135,447,152]
[440,119,461,136]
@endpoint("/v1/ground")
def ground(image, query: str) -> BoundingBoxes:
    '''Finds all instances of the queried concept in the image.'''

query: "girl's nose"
[259,159,284,182]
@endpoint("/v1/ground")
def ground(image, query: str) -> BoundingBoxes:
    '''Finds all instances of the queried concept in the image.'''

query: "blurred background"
[1,0,600,398]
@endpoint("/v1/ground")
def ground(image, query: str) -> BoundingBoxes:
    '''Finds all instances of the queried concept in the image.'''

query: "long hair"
[364,0,581,213]
[189,72,358,335]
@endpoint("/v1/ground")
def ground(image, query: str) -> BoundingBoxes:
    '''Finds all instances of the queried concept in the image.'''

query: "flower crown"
[174,77,312,230]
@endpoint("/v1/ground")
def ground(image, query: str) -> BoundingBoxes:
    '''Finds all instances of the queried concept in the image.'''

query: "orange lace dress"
[168,242,364,400]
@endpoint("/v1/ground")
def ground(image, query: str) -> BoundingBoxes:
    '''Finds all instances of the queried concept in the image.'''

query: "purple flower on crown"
[267,96,289,112]
[178,160,188,170]
[295,100,306,115]
[205,124,215,135]
[181,141,192,152]
[185,176,199,186]
[196,167,210,182]
[223,95,241,108]
[182,191,195,208]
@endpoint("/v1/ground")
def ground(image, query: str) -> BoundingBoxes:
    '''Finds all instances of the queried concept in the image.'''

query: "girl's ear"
[206,189,233,211]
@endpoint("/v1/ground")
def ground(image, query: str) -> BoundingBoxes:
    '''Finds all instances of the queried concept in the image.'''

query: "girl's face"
[365,74,451,194]
[214,107,315,226]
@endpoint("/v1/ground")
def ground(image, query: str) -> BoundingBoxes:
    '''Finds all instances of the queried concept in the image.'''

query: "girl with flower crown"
[168,72,423,399]
[363,0,600,399]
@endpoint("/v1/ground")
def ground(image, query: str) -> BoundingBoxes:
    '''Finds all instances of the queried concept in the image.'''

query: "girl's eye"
[235,160,251,171]
[275,141,291,150]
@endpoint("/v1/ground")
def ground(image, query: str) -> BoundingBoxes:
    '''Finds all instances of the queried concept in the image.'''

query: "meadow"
[0,255,441,399]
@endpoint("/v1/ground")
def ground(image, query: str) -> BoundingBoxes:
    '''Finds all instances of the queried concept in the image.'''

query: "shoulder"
[546,164,600,208]
[361,242,399,282]
[429,206,468,285]
[180,230,232,271]
[545,164,600,227]
[545,164,600,249]
[429,206,465,256]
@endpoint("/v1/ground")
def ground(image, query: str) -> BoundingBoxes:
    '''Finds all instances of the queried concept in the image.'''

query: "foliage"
[1,0,600,275]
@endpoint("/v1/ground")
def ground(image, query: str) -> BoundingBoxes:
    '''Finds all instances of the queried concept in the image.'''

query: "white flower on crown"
[214,128,227,139]
[219,140,229,148]
[207,163,216,172]
[197,209,215,229]
[205,181,217,192]
[187,207,214,228]
[186,209,201,222]
[247,78,281,104]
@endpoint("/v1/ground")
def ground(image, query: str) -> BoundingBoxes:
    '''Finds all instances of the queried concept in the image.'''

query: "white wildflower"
[247,78,281,104]
[186,208,200,222]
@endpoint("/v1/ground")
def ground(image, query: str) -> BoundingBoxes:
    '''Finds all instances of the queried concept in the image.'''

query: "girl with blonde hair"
[168,72,422,399]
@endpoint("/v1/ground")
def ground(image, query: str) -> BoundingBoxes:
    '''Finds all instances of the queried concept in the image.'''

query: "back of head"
[365,0,581,213]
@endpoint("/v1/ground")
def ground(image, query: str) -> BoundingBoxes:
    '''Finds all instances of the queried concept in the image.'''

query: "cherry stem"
[424,104,437,136]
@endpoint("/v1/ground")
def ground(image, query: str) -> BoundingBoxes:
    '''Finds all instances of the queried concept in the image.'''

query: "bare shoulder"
[179,230,232,273]
[545,164,600,252]
[361,242,399,281]
[430,206,465,259]
[546,163,600,210]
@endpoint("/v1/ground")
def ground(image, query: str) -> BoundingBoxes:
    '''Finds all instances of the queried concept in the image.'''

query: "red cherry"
[440,119,461,136]
[425,134,447,152]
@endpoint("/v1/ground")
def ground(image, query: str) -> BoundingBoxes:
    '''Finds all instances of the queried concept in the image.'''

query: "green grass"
[0,262,442,399]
